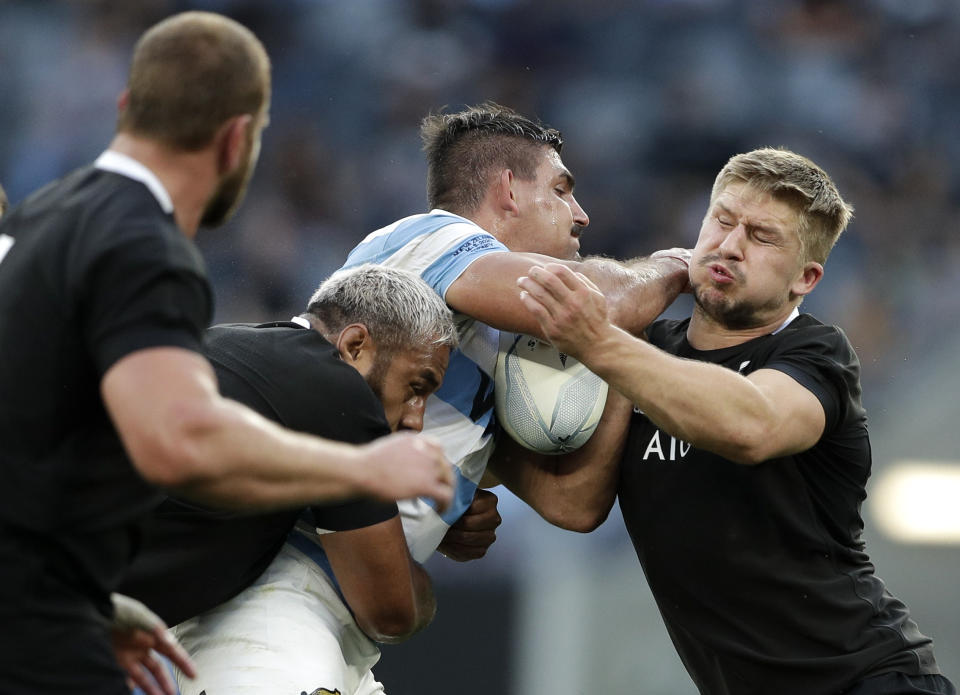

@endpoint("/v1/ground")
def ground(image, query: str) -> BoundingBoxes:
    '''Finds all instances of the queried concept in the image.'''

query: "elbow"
[540,503,611,534]
[715,426,772,466]
[356,603,422,645]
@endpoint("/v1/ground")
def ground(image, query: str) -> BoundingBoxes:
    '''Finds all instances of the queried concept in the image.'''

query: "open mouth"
[709,263,735,282]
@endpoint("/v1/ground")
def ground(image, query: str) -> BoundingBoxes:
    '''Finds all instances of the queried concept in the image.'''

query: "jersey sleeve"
[763,324,861,433]
[345,215,508,300]
[81,226,211,377]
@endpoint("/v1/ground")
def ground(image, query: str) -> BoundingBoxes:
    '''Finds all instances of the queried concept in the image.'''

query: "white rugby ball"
[494,333,608,455]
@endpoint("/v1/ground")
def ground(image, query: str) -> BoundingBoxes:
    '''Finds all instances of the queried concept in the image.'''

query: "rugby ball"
[494,333,608,455]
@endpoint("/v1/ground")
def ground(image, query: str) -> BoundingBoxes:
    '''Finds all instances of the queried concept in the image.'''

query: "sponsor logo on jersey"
[642,429,691,461]
[302,689,342,695]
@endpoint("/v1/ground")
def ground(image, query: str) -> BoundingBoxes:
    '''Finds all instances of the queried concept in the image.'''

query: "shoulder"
[646,317,690,351]
[206,323,390,442]
[60,168,203,275]
[773,314,858,366]
[346,210,506,267]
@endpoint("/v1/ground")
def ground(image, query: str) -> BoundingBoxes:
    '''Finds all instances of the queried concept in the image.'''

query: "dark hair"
[117,11,271,150]
[420,102,563,214]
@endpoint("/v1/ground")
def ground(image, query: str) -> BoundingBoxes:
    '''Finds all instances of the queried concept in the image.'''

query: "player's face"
[365,343,450,432]
[201,111,266,228]
[689,181,810,330]
[506,148,589,261]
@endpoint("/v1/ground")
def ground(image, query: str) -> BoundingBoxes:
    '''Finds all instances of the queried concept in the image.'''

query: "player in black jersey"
[120,264,455,638]
[504,148,955,694]
[0,12,451,695]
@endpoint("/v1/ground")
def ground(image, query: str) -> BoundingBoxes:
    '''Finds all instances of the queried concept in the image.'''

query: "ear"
[217,114,253,175]
[791,261,823,298]
[495,169,520,216]
[117,89,130,114]
[335,323,377,377]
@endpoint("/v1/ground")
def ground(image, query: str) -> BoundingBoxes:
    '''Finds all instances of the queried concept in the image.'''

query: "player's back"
[0,163,208,599]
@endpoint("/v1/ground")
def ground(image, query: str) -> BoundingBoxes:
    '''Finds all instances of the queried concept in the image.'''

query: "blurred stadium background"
[1,1,958,692]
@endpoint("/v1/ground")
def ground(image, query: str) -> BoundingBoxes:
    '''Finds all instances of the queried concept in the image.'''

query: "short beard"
[364,351,392,404]
[200,160,252,228]
[200,133,259,228]
[692,282,787,331]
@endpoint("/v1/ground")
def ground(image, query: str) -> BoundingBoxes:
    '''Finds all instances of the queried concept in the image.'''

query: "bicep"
[444,251,563,336]
[747,368,826,458]
[100,347,219,481]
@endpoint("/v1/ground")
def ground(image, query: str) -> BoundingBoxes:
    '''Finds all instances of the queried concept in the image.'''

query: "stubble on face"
[200,129,261,228]
[691,253,790,330]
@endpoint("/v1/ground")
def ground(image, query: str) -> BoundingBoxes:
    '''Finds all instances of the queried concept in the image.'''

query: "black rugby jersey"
[0,156,211,693]
[0,161,210,605]
[119,321,398,626]
[619,314,940,695]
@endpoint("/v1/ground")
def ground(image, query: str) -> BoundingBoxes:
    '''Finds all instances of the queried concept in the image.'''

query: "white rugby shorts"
[172,542,385,695]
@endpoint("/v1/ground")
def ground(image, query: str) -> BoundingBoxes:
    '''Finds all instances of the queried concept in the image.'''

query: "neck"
[299,313,335,342]
[686,303,799,350]
[452,204,510,246]
[107,132,218,238]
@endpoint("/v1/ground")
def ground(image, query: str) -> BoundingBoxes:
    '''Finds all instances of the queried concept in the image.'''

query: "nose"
[718,223,746,260]
[398,398,426,433]
[572,196,589,228]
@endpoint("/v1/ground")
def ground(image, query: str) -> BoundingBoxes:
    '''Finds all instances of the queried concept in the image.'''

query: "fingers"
[111,593,165,633]
[135,650,176,695]
[151,625,196,679]
[439,537,495,561]
[114,628,185,695]
[455,490,501,532]
[126,661,165,695]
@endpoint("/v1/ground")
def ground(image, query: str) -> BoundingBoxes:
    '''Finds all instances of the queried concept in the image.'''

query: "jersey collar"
[771,306,800,335]
[95,150,174,215]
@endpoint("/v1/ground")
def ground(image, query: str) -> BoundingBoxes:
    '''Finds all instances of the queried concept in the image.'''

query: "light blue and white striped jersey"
[303,210,509,562]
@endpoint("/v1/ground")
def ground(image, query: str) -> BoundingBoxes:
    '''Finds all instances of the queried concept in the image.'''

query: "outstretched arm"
[320,516,436,644]
[102,347,454,511]
[444,249,689,339]
[486,388,633,532]
[517,264,826,465]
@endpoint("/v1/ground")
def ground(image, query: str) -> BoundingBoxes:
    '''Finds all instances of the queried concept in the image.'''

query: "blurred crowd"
[2,0,958,402]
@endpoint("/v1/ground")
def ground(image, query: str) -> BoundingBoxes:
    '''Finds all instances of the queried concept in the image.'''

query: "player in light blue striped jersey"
[173,103,690,695]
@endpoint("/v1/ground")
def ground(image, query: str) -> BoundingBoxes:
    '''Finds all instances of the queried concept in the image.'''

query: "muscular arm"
[320,517,435,644]
[444,250,688,338]
[101,347,454,510]
[486,389,633,532]
[518,264,825,465]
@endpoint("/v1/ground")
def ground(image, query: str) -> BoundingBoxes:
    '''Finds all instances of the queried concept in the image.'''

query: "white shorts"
[172,542,384,695]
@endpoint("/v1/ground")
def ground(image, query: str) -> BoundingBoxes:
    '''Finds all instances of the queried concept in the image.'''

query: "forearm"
[155,397,365,510]
[488,391,631,532]
[587,327,779,464]
[577,254,689,335]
